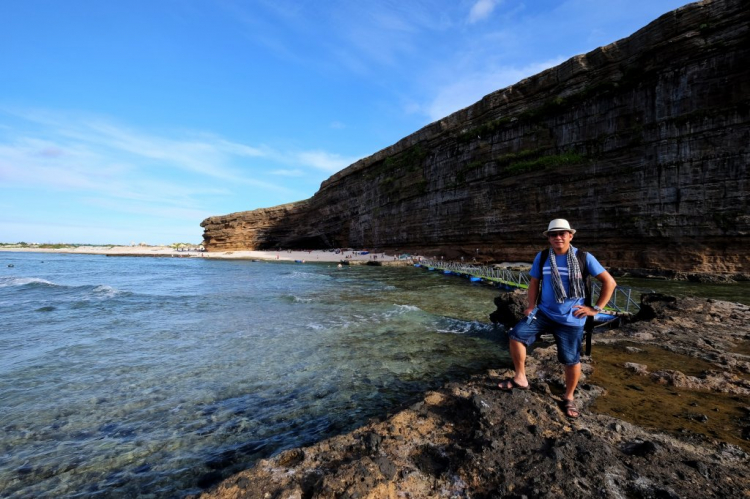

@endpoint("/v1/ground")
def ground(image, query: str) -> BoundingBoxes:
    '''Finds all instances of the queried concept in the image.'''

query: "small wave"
[394,304,421,312]
[281,294,314,303]
[282,271,332,281]
[92,285,123,298]
[0,277,56,288]
[379,304,425,321]
[435,318,496,336]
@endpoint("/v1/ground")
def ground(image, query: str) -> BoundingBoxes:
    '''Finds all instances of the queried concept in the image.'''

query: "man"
[498,219,617,418]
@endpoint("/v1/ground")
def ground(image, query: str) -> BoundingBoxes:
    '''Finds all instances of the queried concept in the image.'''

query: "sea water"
[0,253,507,498]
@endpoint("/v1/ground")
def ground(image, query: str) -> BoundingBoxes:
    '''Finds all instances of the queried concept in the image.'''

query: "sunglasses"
[547,232,570,238]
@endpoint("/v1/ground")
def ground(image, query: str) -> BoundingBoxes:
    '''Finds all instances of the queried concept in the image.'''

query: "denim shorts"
[508,309,584,365]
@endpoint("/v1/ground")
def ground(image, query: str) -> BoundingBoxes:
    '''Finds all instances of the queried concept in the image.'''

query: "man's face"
[548,231,573,253]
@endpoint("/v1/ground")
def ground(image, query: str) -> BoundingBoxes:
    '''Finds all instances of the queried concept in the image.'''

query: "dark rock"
[578,428,593,439]
[374,456,397,479]
[196,471,224,490]
[205,450,238,470]
[719,442,748,459]
[234,477,251,490]
[622,440,660,457]
[360,431,382,454]
[413,444,450,476]
[471,394,492,416]
[299,470,324,496]
[489,291,527,327]
[276,448,304,467]
[635,293,679,322]
[683,412,709,423]
[685,460,711,479]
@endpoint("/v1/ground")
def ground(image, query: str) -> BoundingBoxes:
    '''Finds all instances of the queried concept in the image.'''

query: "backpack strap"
[534,249,549,305]
[577,250,594,356]
[576,250,591,305]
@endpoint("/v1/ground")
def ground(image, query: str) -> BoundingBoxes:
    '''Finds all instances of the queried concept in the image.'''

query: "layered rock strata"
[201,0,750,274]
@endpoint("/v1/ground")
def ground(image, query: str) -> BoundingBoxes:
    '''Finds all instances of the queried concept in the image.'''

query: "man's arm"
[525,277,540,316]
[573,271,617,317]
[594,271,617,310]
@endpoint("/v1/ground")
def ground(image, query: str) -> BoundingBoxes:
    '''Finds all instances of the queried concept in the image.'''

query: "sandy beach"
[0,245,412,264]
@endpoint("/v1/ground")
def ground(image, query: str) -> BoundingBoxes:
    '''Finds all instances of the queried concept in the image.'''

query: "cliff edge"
[201,0,750,275]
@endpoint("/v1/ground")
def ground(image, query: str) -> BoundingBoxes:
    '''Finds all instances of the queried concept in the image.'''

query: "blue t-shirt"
[529,245,606,325]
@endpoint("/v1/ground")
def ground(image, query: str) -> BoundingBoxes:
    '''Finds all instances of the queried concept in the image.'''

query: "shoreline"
[0,246,413,264]
[4,246,746,281]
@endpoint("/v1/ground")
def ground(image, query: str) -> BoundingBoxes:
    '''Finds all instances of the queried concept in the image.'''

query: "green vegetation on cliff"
[505,151,587,174]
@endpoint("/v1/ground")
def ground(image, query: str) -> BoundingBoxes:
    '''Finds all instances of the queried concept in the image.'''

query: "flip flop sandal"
[562,399,580,419]
[498,378,530,391]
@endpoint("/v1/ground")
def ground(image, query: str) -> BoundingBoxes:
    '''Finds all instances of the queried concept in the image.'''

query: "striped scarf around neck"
[548,247,585,303]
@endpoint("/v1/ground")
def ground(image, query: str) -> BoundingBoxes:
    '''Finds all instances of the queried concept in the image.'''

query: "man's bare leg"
[563,362,581,417]
[499,339,530,389]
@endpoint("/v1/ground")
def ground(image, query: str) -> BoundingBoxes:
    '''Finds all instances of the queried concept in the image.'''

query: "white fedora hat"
[543,218,576,237]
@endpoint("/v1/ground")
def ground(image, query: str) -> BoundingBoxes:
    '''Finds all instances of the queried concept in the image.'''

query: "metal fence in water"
[418,259,641,314]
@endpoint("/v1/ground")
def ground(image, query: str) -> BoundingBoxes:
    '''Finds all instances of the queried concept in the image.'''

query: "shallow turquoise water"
[0,253,507,497]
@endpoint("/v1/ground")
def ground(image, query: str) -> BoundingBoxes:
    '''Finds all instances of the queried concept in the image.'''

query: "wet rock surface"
[198,296,750,498]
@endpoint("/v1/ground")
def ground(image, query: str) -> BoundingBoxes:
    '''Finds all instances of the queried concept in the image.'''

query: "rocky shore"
[197,294,750,498]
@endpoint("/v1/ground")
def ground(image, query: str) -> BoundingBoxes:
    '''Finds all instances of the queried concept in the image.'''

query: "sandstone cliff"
[201,0,750,274]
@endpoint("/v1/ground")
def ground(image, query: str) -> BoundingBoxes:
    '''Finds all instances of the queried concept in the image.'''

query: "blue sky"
[0,0,689,245]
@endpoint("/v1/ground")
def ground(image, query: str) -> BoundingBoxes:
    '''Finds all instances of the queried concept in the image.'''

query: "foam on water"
[281,294,313,303]
[91,284,125,298]
[392,304,422,313]
[0,253,507,498]
[0,276,56,287]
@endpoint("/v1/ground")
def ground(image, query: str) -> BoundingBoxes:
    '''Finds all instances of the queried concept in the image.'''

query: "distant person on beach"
[499,219,616,419]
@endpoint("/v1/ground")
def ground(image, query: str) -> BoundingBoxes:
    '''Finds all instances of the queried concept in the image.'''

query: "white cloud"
[0,108,363,194]
[0,109,336,243]
[83,196,212,221]
[468,0,501,24]
[0,107,369,244]
[270,169,305,177]
[295,150,361,173]
[423,58,566,120]
[226,1,444,76]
